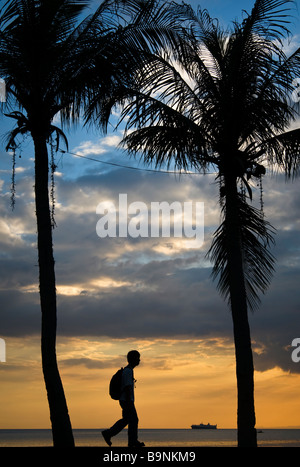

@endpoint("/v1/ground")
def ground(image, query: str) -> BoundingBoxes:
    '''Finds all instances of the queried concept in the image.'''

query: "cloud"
[72,133,123,156]
[282,34,300,56]
[0,154,299,375]
[60,357,121,369]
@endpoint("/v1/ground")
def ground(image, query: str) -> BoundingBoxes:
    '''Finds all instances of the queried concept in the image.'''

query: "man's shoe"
[129,440,145,447]
[102,430,112,446]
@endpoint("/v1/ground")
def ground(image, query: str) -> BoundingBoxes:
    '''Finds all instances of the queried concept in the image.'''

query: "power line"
[58,148,217,176]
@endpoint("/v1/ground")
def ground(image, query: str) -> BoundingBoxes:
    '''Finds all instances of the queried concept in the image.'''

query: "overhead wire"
[58,148,217,176]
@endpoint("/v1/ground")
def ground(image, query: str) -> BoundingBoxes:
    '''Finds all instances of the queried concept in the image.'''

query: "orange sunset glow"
[1,335,300,430]
[1,0,300,445]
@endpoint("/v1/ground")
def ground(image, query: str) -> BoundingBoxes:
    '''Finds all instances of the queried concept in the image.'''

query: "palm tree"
[118,0,300,446]
[0,0,183,446]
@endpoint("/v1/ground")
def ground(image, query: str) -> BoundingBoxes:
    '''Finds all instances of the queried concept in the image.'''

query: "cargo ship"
[191,423,217,429]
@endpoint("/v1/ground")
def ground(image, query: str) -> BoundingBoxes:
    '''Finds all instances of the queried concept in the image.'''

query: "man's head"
[127,350,140,368]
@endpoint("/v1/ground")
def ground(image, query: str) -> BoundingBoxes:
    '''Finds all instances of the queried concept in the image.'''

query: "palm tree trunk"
[224,173,257,448]
[33,131,74,447]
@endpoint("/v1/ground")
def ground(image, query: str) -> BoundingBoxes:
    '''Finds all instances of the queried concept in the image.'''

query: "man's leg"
[108,417,128,437]
[102,402,128,446]
[121,401,139,446]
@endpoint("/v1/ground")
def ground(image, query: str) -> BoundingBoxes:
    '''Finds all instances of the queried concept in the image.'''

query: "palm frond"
[4,110,69,152]
[242,0,294,40]
[119,77,218,170]
[4,111,29,149]
[121,125,215,172]
[237,45,300,147]
[259,127,300,178]
[110,0,191,55]
[207,195,276,311]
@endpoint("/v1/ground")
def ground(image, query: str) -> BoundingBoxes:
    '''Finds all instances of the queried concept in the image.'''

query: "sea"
[0,428,300,448]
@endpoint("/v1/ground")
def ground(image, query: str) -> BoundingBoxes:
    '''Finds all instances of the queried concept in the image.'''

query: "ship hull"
[191,424,217,429]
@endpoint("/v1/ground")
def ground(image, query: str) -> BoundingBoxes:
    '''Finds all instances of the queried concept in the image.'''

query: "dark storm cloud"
[0,289,40,337]
[55,266,228,338]
[250,259,300,374]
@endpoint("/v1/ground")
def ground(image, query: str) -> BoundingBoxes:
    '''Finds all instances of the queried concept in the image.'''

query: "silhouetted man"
[102,350,145,447]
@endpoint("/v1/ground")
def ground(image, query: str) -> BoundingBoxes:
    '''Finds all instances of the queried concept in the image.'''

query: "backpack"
[109,368,123,400]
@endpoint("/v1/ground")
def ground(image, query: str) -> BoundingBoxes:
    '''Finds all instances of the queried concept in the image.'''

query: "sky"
[0,0,300,432]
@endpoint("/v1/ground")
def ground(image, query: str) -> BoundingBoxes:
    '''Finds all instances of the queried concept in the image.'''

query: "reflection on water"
[0,429,300,447]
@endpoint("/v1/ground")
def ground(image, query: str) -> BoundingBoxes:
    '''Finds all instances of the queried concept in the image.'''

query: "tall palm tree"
[0,0,182,446]
[0,0,116,447]
[118,0,300,446]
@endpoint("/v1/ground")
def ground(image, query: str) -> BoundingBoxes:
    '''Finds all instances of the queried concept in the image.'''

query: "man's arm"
[124,384,131,402]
